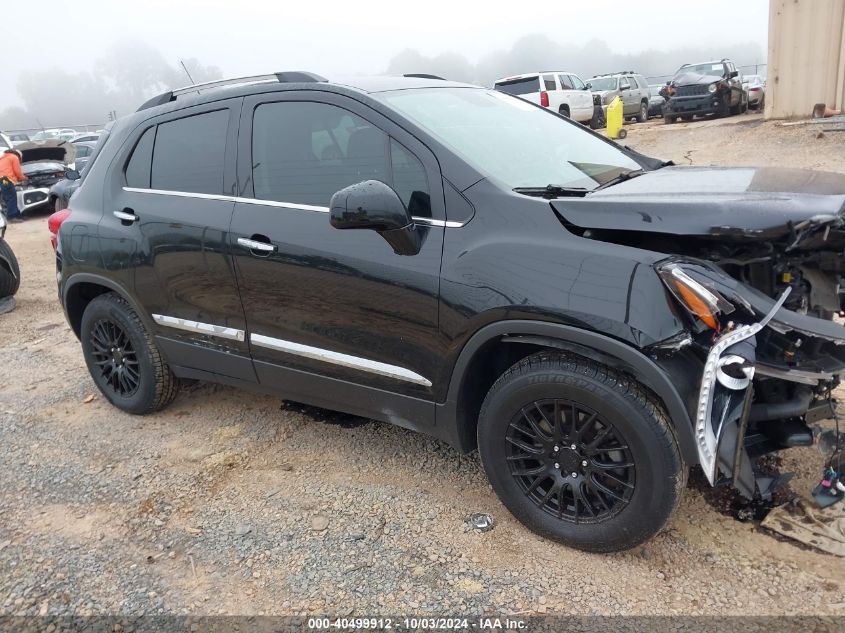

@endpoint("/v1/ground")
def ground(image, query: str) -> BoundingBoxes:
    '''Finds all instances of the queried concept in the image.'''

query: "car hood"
[15,140,75,165]
[671,72,722,86]
[550,166,845,241]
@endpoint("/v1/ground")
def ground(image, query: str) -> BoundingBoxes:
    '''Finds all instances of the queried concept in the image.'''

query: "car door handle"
[113,209,138,222]
[237,237,277,253]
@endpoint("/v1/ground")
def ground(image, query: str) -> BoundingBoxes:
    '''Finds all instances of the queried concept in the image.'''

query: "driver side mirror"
[65,169,81,181]
[585,82,592,90]
[330,180,422,256]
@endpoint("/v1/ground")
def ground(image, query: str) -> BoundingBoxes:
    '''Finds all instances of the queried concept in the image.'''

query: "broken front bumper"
[16,187,52,214]
[664,94,726,117]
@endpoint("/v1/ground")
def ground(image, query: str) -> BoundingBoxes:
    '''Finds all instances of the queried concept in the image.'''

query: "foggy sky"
[3,0,769,127]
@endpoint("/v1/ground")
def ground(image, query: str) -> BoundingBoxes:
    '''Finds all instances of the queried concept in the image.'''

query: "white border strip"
[250,333,432,387]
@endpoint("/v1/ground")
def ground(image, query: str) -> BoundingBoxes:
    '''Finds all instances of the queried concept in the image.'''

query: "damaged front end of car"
[653,260,845,499]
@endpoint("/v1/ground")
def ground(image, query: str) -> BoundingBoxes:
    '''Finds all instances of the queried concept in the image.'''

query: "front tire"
[0,238,20,298]
[81,293,179,414]
[477,352,685,552]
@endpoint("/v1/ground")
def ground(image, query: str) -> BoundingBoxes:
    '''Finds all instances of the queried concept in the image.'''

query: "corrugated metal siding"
[766,0,845,119]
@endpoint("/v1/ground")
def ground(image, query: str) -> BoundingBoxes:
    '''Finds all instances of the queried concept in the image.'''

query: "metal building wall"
[766,0,845,119]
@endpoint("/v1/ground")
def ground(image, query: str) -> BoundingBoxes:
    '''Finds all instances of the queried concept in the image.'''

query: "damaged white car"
[15,140,76,215]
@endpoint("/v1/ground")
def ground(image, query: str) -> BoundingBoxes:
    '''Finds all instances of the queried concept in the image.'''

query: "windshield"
[680,62,725,77]
[588,77,617,91]
[379,87,641,190]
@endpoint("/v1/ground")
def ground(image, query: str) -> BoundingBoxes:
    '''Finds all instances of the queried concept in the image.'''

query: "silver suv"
[586,72,651,122]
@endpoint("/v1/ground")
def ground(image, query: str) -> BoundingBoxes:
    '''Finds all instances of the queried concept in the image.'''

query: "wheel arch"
[63,273,151,339]
[437,320,698,465]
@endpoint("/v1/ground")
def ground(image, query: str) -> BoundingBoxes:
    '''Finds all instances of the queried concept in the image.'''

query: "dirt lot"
[2,111,845,620]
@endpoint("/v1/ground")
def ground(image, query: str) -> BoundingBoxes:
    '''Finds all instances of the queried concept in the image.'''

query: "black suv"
[54,72,845,552]
[662,59,747,122]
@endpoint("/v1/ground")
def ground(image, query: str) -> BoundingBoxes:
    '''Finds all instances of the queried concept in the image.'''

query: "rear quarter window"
[125,126,156,188]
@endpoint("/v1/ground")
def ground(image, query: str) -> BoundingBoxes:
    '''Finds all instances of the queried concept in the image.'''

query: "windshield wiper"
[513,184,589,198]
[593,169,647,191]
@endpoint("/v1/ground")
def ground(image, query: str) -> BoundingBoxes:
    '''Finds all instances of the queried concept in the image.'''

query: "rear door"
[103,100,254,381]
[230,92,446,427]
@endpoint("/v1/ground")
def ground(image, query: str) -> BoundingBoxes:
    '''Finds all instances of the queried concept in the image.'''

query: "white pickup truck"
[493,71,595,123]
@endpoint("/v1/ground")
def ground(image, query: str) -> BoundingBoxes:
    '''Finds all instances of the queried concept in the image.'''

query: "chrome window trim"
[250,333,432,387]
[152,314,245,342]
[121,187,467,226]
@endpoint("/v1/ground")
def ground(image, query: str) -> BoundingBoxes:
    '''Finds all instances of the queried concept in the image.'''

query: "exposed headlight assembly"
[708,83,718,94]
[658,264,734,331]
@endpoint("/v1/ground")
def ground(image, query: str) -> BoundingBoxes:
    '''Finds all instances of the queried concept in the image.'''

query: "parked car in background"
[0,132,12,152]
[586,72,651,122]
[662,59,747,123]
[49,128,110,214]
[8,132,30,146]
[31,129,60,142]
[647,85,666,118]
[57,128,78,141]
[0,213,20,300]
[745,75,766,110]
[69,140,98,172]
[14,141,76,215]
[70,132,100,143]
[493,72,595,123]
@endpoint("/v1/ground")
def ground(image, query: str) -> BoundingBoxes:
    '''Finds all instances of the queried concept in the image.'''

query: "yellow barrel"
[606,96,627,140]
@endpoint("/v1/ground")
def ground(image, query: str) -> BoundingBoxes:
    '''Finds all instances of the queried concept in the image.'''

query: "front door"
[103,101,254,381]
[230,93,445,429]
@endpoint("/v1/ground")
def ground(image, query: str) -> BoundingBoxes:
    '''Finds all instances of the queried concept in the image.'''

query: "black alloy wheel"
[80,292,178,414]
[88,318,141,397]
[506,399,635,523]
[477,352,686,552]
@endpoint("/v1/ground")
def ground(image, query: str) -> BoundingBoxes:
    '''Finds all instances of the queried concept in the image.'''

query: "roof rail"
[137,71,328,112]
[403,73,446,80]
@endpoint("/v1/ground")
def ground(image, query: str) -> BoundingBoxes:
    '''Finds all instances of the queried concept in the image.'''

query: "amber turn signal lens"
[673,281,720,330]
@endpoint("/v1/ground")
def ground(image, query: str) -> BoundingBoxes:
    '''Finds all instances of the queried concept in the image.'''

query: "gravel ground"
[1,112,845,620]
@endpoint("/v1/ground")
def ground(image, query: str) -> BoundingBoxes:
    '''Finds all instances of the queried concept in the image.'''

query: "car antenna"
[179,60,200,95]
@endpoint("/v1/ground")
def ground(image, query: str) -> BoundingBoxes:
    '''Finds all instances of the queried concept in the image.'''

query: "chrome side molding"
[152,314,245,342]
[250,333,432,387]
[121,187,467,227]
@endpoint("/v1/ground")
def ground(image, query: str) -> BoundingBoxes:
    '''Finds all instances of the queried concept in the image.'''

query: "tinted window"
[151,110,228,194]
[543,75,557,91]
[125,126,155,188]
[252,101,388,207]
[390,140,430,218]
[569,74,586,90]
[494,77,539,96]
[557,74,574,90]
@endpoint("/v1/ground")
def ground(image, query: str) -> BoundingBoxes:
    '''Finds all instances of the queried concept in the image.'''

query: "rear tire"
[0,238,20,298]
[559,105,570,118]
[80,292,179,415]
[477,352,686,552]
[636,101,648,122]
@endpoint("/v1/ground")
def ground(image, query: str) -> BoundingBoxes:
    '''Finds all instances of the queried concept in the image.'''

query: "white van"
[493,72,595,123]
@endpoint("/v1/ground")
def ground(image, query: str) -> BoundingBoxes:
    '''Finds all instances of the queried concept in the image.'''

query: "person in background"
[0,148,26,223]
